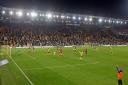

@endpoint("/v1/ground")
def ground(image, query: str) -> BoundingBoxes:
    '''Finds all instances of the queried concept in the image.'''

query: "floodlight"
[40,14,42,16]
[121,21,123,24]
[104,20,107,22]
[78,17,81,20]
[89,18,92,21]
[98,18,103,23]
[125,22,127,24]
[16,11,23,17]
[31,12,37,17]
[113,21,115,23]
[26,13,30,16]
[84,18,88,21]
[2,10,5,14]
[9,11,13,15]
[72,16,76,20]
[61,15,65,19]
[116,21,119,24]
[66,16,69,19]
[108,20,111,23]
[46,13,52,18]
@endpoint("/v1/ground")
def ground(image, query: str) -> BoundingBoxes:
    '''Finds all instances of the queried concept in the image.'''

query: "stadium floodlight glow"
[16,11,23,17]
[46,13,52,19]
[31,12,37,17]
[2,10,5,14]
[61,15,65,19]
[125,22,127,24]
[89,18,92,22]
[84,17,88,21]
[121,21,123,24]
[113,21,115,23]
[108,20,112,23]
[9,11,13,15]
[26,13,30,16]
[116,21,119,24]
[66,16,69,19]
[40,14,42,16]
[78,17,81,20]
[72,16,76,20]
[98,18,103,23]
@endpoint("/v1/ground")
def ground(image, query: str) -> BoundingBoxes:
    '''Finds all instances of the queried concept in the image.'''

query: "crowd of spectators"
[0,23,128,47]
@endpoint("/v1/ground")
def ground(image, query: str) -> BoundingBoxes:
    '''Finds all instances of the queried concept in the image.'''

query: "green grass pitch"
[0,46,128,85]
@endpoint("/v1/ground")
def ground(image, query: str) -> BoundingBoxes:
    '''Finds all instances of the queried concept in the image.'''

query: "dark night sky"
[0,0,128,18]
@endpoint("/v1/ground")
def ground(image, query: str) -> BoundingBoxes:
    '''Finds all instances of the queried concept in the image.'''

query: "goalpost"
[0,45,11,59]
[0,44,34,85]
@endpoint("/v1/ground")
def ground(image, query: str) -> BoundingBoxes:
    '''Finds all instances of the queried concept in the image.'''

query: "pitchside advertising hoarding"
[0,59,8,66]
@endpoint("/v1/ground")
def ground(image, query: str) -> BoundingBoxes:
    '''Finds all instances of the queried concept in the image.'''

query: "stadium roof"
[0,6,127,25]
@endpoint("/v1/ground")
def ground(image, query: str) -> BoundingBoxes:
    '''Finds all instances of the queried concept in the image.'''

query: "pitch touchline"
[9,56,34,85]
[24,61,99,71]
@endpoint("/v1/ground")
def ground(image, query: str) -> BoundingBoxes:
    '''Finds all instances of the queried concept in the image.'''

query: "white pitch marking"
[9,48,34,85]
[24,61,99,71]
[24,67,43,70]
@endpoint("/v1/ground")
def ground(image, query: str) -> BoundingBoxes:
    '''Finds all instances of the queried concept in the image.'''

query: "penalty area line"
[24,61,99,71]
[9,56,34,85]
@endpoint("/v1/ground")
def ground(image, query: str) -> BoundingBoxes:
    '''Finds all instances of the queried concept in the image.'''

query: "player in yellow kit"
[83,47,87,56]
[80,47,88,60]
[47,48,51,55]
[58,47,63,56]
[73,46,77,53]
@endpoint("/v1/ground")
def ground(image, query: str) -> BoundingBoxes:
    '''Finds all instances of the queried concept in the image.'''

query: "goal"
[0,45,10,59]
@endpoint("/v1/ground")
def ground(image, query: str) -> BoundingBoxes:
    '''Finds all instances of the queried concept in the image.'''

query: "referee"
[116,66,123,85]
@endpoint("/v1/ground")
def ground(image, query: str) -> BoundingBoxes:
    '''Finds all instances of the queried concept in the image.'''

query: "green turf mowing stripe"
[9,55,34,85]
[10,46,128,85]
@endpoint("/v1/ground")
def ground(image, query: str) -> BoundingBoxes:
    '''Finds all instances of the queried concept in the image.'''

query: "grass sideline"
[0,46,128,85]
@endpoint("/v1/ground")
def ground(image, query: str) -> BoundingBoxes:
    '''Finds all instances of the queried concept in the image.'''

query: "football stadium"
[0,4,128,85]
